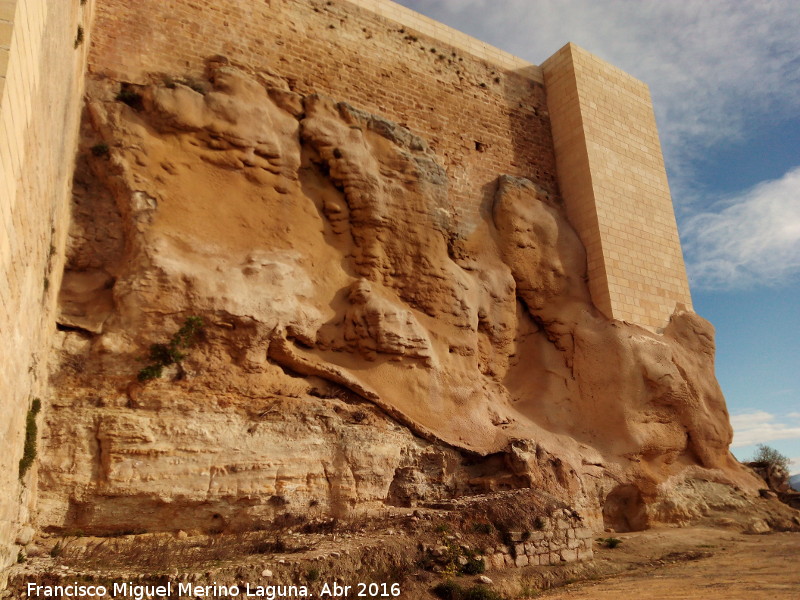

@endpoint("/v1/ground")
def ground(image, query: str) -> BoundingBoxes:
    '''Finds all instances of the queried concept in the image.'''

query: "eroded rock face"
[38,63,761,535]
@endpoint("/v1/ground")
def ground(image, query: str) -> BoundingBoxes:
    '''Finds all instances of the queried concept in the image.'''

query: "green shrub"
[50,541,63,558]
[460,556,485,575]
[306,568,320,582]
[597,537,622,549]
[138,317,204,382]
[432,581,462,600]
[19,399,41,478]
[471,522,493,535]
[116,86,143,110]
[434,523,451,534]
[91,143,109,157]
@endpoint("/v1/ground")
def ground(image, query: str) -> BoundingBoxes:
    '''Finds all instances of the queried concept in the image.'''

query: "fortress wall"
[0,0,92,570]
[542,43,692,329]
[86,0,557,232]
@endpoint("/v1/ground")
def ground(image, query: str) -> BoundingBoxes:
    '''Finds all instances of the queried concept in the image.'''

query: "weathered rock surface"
[38,63,762,536]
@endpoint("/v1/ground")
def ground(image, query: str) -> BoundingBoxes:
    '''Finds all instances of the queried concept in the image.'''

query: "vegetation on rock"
[138,316,204,382]
[18,398,41,479]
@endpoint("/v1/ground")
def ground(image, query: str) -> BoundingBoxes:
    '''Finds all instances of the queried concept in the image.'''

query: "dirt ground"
[532,527,800,599]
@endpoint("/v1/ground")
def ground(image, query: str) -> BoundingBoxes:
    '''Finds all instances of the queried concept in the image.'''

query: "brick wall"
[86,0,558,232]
[0,0,92,572]
[542,43,692,329]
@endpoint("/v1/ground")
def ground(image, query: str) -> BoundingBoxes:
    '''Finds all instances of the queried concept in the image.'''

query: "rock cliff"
[39,62,760,537]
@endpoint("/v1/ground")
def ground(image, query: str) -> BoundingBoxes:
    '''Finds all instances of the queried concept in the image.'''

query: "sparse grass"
[434,523,451,534]
[19,398,41,479]
[460,555,485,575]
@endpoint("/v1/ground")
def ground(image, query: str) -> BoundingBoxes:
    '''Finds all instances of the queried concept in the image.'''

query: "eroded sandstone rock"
[39,64,762,536]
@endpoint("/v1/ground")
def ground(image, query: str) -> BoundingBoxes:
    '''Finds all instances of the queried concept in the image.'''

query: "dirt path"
[536,529,800,599]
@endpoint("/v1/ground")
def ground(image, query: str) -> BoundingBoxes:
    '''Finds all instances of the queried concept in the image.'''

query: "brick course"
[86,0,558,232]
[0,0,92,570]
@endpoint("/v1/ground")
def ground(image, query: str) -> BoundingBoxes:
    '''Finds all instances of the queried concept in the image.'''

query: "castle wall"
[0,0,92,571]
[0,0,694,570]
[86,0,558,232]
[86,1,691,329]
[542,43,692,329]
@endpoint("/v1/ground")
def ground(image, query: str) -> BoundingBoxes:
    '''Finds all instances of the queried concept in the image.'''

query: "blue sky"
[395,0,800,473]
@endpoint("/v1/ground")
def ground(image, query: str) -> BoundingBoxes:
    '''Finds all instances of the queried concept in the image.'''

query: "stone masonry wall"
[542,43,692,330]
[86,0,557,233]
[0,0,93,573]
[483,510,594,570]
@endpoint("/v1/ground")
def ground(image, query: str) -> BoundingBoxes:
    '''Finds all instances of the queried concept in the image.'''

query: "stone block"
[524,542,535,555]
[567,538,580,550]
[538,553,551,566]
[560,548,578,563]
[508,531,524,542]
[514,554,529,568]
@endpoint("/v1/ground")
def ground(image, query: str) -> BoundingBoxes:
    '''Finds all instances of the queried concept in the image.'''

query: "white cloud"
[398,1,800,200]
[681,166,800,289]
[790,457,800,478]
[730,410,800,448]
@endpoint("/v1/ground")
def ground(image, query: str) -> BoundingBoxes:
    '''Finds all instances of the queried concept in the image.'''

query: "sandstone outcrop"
[38,62,762,537]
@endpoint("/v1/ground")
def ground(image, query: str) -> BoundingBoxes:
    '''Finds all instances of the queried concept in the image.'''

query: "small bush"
[460,556,485,575]
[306,568,320,582]
[752,444,790,473]
[533,516,546,530]
[597,537,622,549]
[471,522,493,535]
[19,399,41,478]
[116,85,143,110]
[138,316,204,382]
[50,541,63,558]
[74,25,84,48]
[432,581,462,600]
[91,143,109,157]
[434,523,451,534]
